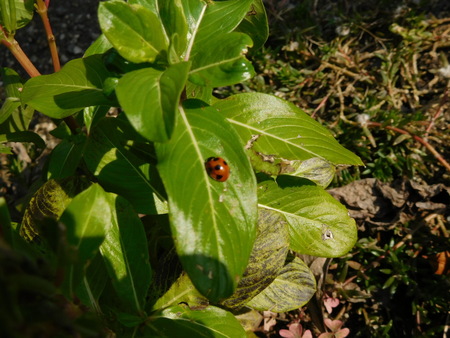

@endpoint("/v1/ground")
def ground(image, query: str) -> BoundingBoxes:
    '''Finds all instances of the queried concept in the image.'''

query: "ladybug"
[205,157,230,182]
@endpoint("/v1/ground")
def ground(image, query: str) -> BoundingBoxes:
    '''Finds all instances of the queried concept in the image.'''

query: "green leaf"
[213,93,364,166]
[84,117,167,214]
[0,145,12,154]
[288,157,335,188]
[258,177,358,257]
[21,55,114,118]
[116,62,190,142]
[159,0,188,57]
[185,81,215,103]
[84,34,113,57]
[59,184,112,298]
[146,305,246,337]
[247,257,316,312]
[128,0,158,15]
[0,0,34,32]
[47,136,86,180]
[99,196,151,314]
[221,209,289,310]
[0,68,34,133]
[235,0,269,50]
[152,272,208,311]
[189,32,254,87]
[0,197,13,245]
[20,177,91,243]
[193,0,254,48]
[0,131,45,149]
[98,1,169,63]
[155,100,257,301]
[75,254,108,313]
[83,105,109,134]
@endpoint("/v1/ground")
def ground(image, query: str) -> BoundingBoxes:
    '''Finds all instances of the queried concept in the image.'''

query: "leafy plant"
[0,0,362,336]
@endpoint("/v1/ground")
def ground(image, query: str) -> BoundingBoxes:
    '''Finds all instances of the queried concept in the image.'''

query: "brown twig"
[1,25,41,77]
[425,86,448,137]
[366,121,450,172]
[35,0,60,72]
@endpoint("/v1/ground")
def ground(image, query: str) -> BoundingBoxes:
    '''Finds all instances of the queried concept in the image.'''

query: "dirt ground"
[1,0,101,76]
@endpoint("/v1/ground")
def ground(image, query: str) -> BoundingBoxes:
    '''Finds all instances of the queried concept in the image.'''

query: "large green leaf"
[235,0,269,50]
[213,93,363,166]
[146,305,246,337]
[99,196,151,314]
[155,100,257,302]
[159,0,188,57]
[247,257,316,312]
[189,32,254,87]
[84,117,167,214]
[152,272,208,311]
[193,0,254,48]
[258,177,357,257]
[19,177,91,243]
[21,55,114,118]
[0,0,34,32]
[116,62,190,142]
[47,135,86,180]
[0,131,45,149]
[75,254,108,313]
[221,208,289,310]
[0,68,34,133]
[84,34,113,57]
[59,184,112,298]
[98,1,169,63]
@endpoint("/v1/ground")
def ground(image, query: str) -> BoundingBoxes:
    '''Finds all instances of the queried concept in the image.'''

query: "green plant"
[240,1,450,185]
[0,0,362,336]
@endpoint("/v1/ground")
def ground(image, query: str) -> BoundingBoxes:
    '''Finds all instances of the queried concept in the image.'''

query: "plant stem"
[35,0,60,72]
[366,121,450,172]
[1,36,41,77]
[425,86,448,137]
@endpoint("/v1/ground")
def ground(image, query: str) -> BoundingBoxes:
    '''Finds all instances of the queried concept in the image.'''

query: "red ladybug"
[205,157,230,182]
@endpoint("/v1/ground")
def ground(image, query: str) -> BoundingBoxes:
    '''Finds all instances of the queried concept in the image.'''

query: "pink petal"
[302,329,313,338]
[324,318,343,331]
[318,333,334,338]
[279,329,295,338]
[335,328,350,338]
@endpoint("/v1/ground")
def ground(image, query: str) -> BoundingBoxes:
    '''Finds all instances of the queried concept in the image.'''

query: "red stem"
[366,121,450,172]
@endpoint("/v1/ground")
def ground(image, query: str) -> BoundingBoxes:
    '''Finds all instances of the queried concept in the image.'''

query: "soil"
[1,0,101,77]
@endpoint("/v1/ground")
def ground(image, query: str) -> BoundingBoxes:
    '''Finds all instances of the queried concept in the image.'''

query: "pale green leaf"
[155,100,257,302]
[247,257,316,312]
[146,305,246,337]
[19,177,91,243]
[213,93,363,166]
[221,209,289,310]
[258,177,357,257]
